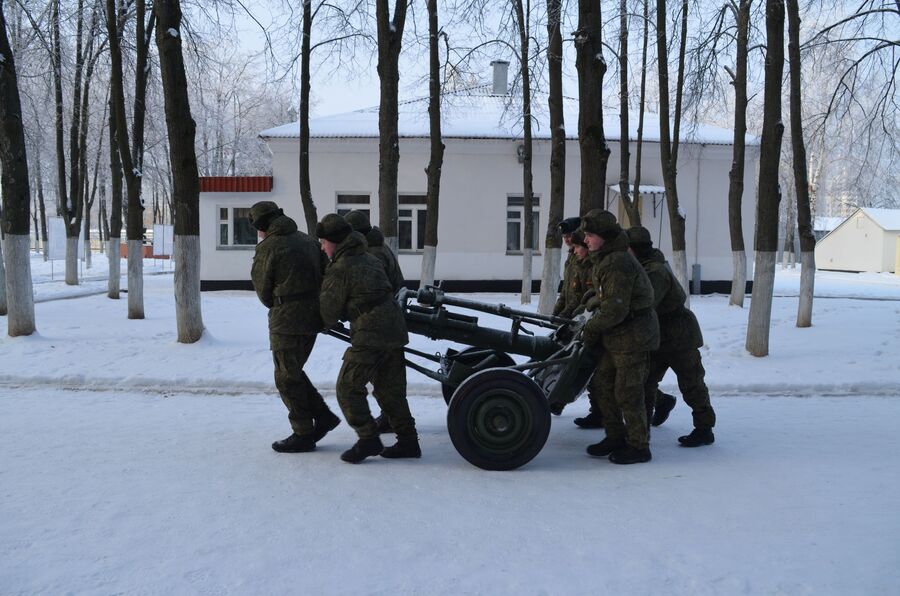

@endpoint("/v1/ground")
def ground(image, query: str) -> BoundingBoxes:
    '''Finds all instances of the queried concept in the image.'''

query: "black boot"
[575,410,604,429]
[272,433,316,453]
[586,437,625,457]
[340,437,384,463]
[608,445,652,464]
[678,427,715,447]
[652,393,677,427]
[375,413,394,434]
[381,435,422,459]
[313,409,341,442]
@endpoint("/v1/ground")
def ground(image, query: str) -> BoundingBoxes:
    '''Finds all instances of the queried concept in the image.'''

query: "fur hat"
[316,213,352,243]
[249,201,283,232]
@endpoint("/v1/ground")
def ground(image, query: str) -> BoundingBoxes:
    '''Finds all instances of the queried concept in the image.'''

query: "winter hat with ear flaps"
[249,201,283,232]
[580,209,620,238]
[316,213,352,244]
[344,210,373,234]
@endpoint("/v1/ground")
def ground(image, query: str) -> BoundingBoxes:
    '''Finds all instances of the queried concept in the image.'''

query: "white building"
[200,67,760,292]
[816,207,900,273]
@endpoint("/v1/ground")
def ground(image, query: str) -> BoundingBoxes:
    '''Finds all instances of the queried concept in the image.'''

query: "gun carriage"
[327,286,596,471]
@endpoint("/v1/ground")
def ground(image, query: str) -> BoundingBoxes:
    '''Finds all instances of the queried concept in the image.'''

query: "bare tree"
[726,0,752,307]
[787,0,814,327]
[420,0,444,289]
[155,0,204,343]
[574,0,610,213]
[538,0,566,314]
[617,0,639,227]
[632,0,650,223]
[746,0,785,357]
[0,0,36,335]
[511,0,535,303]
[375,0,408,254]
[107,94,122,298]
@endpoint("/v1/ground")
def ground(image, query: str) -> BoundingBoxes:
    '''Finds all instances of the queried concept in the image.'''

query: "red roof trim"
[199,176,273,193]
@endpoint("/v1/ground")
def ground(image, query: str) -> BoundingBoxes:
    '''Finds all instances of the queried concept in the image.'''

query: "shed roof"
[260,86,758,147]
[861,207,900,231]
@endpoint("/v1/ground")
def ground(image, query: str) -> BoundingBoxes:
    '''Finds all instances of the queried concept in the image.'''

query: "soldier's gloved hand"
[584,296,601,312]
[581,317,603,349]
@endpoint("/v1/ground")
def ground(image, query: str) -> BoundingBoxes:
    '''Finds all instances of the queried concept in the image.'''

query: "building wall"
[201,136,759,289]
[815,211,889,272]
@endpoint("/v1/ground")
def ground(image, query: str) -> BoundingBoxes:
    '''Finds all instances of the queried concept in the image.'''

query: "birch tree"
[746,0,785,357]
[0,0,36,335]
[155,0,203,343]
[538,0,566,314]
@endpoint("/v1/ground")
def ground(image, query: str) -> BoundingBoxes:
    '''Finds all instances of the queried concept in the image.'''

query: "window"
[506,195,540,253]
[217,206,257,248]
[399,195,427,252]
[337,193,370,218]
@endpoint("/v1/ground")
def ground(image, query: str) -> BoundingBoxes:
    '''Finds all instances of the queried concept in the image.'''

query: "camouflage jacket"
[638,248,703,352]
[553,251,577,317]
[251,214,326,347]
[554,251,594,318]
[365,227,405,293]
[582,232,660,353]
[320,231,409,348]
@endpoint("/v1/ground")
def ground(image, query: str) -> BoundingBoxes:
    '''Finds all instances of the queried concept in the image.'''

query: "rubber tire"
[447,368,551,471]
[441,348,516,404]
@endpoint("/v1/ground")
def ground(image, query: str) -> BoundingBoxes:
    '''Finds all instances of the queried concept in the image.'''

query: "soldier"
[249,201,341,453]
[552,216,583,317]
[580,210,659,464]
[317,214,420,463]
[554,229,592,319]
[344,210,405,435]
[626,226,716,447]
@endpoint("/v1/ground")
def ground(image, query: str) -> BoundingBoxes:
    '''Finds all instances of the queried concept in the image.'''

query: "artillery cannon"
[327,286,597,471]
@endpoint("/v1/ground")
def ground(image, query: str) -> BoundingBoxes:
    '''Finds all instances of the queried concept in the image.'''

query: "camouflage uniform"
[250,205,332,438]
[345,210,405,293]
[319,224,416,441]
[629,229,716,431]
[582,212,659,452]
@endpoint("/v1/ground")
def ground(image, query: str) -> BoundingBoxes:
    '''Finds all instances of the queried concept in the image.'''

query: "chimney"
[491,60,509,95]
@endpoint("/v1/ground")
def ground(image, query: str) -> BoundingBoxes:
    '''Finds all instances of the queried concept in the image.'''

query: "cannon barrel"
[415,286,574,329]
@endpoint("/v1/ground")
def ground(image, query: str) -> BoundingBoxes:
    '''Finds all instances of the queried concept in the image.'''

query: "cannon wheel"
[447,368,551,471]
[441,348,516,404]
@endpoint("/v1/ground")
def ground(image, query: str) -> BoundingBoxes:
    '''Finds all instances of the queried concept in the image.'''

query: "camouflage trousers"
[646,348,716,429]
[272,335,331,437]
[336,346,416,440]
[594,350,650,450]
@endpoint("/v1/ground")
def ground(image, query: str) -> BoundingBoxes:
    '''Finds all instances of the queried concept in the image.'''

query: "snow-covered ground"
[1,254,899,594]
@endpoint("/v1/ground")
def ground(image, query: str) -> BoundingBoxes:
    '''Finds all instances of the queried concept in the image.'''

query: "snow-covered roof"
[861,207,900,231]
[260,87,758,147]
[814,216,844,232]
[608,184,667,195]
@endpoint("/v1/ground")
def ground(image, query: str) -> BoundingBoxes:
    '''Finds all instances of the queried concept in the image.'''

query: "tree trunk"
[420,0,443,289]
[51,0,77,284]
[728,0,752,307]
[375,0,408,254]
[155,0,204,343]
[618,0,638,227]
[575,0,610,214]
[0,237,6,316]
[539,0,566,315]
[513,0,534,304]
[35,152,48,260]
[298,0,318,235]
[0,2,35,334]
[746,0,785,357]
[633,0,649,222]
[108,95,122,298]
[787,0,815,327]
[656,0,690,301]
[781,186,795,268]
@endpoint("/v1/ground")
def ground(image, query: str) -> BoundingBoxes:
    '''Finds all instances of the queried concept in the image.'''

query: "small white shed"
[815,207,900,273]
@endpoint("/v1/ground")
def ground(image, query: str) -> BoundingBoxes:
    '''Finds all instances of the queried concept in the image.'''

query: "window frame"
[216,206,258,250]
[505,195,541,255]
[336,193,371,218]
[398,194,428,254]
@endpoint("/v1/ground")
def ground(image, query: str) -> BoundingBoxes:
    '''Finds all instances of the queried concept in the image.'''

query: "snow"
[2,253,899,593]
[814,215,844,232]
[259,88,756,147]
[861,207,900,231]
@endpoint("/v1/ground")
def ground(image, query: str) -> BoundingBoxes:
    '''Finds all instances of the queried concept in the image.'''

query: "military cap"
[571,229,587,247]
[626,226,653,247]
[344,210,373,234]
[580,209,620,237]
[249,201,284,232]
[316,213,352,243]
[557,216,582,235]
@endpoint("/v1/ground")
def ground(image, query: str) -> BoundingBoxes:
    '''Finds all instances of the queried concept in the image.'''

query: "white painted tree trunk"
[174,235,203,343]
[419,245,437,289]
[730,250,747,307]
[521,248,533,304]
[127,240,144,319]
[107,238,120,298]
[0,236,7,316]
[84,235,92,269]
[746,250,776,356]
[3,234,36,336]
[65,236,78,285]
[671,249,690,309]
[538,246,562,315]
[797,250,815,328]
